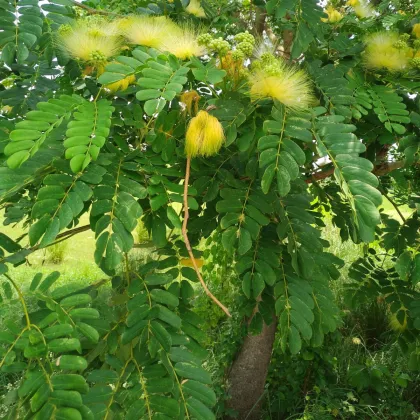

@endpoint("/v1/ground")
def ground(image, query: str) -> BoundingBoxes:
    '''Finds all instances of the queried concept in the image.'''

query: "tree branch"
[70,0,118,16]
[182,157,231,317]
[380,189,406,223]
[0,224,91,267]
[306,160,407,184]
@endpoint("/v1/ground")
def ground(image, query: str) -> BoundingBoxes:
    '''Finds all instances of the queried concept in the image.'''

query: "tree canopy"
[0,0,419,418]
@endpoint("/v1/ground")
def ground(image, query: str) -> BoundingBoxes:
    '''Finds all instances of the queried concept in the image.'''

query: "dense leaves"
[1,0,420,417]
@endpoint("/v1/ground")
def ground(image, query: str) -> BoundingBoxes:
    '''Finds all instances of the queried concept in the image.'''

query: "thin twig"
[4,273,31,328]
[182,156,231,317]
[381,189,406,223]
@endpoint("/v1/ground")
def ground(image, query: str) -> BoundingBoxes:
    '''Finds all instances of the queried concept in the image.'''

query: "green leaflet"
[315,115,382,243]
[259,104,309,196]
[129,48,189,115]
[65,99,114,173]
[92,167,143,272]
[5,95,83,169]
[239,242,279,301]
[307,62,357,118]
[369,85,409,135]
[276,270,314,354]
[217,184,272,255]
[29,177,93,247]
[0,0,44,66]
[117,270,215,418]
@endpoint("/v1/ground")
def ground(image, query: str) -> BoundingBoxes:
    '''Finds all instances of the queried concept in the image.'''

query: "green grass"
[1,212,103,281]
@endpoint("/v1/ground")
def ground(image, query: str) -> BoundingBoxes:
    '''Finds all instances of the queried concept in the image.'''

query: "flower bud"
[180,90,201,116]
[185,111,225,158]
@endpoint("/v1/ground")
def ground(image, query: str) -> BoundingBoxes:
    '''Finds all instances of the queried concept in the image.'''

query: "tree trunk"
[225,321,277,419]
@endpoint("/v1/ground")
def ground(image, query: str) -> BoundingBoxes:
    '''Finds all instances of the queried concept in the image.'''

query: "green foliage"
[5,95,84,169]
[1,0,420,417]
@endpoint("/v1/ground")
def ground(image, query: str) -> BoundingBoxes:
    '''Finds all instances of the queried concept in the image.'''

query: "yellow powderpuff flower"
[180,257,204,268]
[112,17,135,32]
[322,6,343,23]
[346,0,359,6]
[186,0,206,18]
[105,74,136,93]
[363,32,408,71]
[413,23,420,39]
[185,110,225,158]
[351,337,362,345]
[57,19,121,63]
[123,15,180,49]
[248,60,314,110]
[161,26,206,59]
[365,31,398,51]
[354,1,375,18]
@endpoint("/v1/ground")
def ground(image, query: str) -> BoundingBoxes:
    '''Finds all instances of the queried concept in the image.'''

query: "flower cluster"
[58,15,206,64]
[180,90,201,116]
[363,32,408,72]
[234,31,255,58]
[57,18,121,64]
[122,16,177,49]
[413,23,420,39]
[162,26,206,60]
[209,38,231,56]
[248,56,314,110]
[198,31,255,59]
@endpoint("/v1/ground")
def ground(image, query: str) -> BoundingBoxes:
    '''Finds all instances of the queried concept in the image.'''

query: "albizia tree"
[0,0,419,418]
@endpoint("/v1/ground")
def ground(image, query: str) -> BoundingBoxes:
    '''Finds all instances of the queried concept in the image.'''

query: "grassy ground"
[1,212,103,284]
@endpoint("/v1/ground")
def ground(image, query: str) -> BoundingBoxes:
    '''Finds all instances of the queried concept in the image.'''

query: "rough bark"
[225,321,277,419]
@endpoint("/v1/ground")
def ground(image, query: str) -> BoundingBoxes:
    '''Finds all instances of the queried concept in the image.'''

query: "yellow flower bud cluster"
[321,5,343,23]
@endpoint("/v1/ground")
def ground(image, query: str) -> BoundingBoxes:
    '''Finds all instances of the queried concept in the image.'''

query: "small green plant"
[136,219,150,244]
[45,242,68,264]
